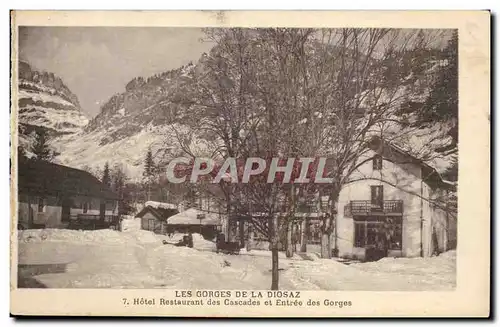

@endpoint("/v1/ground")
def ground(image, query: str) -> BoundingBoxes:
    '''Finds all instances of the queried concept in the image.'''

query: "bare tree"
[169,28,455,289]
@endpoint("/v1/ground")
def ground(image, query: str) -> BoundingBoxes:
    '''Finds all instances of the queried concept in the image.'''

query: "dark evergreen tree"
[31,129,55,161]
[102,162,111,188]
[143,148,156,182]
[143,148,157,201]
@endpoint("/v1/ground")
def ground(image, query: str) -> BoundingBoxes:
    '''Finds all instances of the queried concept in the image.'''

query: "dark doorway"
[99,201,106,221]
[61,198,72,222]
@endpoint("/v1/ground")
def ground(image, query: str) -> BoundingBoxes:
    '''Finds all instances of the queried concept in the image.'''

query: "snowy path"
[17,229,456,290]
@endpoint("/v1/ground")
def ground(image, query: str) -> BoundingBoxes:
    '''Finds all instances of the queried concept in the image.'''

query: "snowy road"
[17,229,456,290]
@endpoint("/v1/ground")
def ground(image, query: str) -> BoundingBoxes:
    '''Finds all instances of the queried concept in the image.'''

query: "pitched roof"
[369,136,456,191]
[17,158,119,200]
[144,201,178,210]
[167,208,220,226]
[136,205,179,221]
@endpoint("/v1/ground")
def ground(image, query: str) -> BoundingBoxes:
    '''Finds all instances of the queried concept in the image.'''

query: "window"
[371,185,384,209]
[37,198,44,213]
[373,155,383,170]
[354,218,402,250]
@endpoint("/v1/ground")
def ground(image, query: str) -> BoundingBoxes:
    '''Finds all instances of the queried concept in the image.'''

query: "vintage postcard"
[10,10,490,317]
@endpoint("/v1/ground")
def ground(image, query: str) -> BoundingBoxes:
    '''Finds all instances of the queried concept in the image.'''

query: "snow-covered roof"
[370,136,456,190]
[18,158,119,200]
[145,201,178,210]
[167,208,220,226]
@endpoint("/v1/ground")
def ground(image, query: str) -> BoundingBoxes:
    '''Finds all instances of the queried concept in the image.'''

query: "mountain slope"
[17,61,89,153]
[54,58,217,181]
[50,38,456,183]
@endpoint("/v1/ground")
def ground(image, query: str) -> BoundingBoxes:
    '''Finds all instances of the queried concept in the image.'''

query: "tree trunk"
[300,218,307,252]
[332,208,339,257]
[239,218,245,248]
[320,189,339,259]
[320,232,331,258]
[286,220,294,258]
[285,184,296,258]
[319,191,331,259]
[270,212,280,290]
[225,201,234,242]
[271,244,279,290]
[246,225,253,252]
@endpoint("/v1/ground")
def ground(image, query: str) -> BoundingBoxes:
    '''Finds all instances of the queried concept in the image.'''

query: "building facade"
[335,140,456,260]
[17,159,120,229]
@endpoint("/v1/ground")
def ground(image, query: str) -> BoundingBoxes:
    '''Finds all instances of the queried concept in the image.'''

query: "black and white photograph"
[15,25,459,291]
[9,10,490,317]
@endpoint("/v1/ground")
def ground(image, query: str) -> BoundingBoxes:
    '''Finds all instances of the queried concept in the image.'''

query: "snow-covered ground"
[17,229,456,290]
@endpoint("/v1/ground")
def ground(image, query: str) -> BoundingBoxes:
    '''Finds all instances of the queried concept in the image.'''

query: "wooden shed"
[136,203,178,235]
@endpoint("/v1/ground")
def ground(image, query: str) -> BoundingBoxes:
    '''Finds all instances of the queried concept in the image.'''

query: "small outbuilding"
[136,201,178,235]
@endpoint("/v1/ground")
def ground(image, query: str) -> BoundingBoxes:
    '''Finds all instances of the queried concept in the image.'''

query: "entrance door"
[61,198,72,222]
[99,201,106,221]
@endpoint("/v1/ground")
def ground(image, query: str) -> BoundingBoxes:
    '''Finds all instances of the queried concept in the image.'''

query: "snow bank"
[120,218,141,232]
[18,229,125,244]
[345,250,456,290]
[163,232,216,250]
[192,233,216,250]
[18,228,163,245]
[126,230,160,244]
[356,250,456,272]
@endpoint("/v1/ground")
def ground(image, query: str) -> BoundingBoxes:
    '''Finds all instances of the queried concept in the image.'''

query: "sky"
[19,27,214,117]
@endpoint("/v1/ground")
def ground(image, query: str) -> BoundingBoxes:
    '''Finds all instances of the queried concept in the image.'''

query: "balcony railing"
[76,213,120,224]
[344,200,403,217]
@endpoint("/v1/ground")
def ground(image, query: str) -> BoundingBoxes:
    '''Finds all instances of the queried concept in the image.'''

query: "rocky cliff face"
[17,61,89,153]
